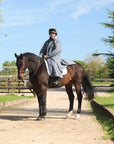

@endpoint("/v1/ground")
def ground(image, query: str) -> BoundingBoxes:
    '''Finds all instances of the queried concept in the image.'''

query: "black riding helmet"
[49,28,57,35]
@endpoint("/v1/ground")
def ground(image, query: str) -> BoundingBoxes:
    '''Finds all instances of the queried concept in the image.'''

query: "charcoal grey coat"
[39,36,63,78]
[39,36,75,78]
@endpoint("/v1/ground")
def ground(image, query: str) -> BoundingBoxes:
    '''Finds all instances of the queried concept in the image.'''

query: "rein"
[30,59,45,79]
[30,62,39,79]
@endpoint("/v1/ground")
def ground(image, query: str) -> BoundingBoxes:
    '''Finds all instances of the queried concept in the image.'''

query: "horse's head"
[15,53,27,80]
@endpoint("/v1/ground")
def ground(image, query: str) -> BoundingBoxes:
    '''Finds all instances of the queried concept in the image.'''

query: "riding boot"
[48,76,53,86]
[53,77,61,86]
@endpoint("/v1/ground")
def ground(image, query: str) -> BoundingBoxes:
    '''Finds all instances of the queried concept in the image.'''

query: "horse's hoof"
[65,116,70,119]
[76,114,80,118]
[36,116,45,121]
[73,116,77,120]
[65,111,73,119]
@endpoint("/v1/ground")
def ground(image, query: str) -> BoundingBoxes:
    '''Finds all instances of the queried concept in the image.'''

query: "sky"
[0,0,114,66]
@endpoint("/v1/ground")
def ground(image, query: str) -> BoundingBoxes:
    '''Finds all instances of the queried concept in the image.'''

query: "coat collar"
[49,36,58,41]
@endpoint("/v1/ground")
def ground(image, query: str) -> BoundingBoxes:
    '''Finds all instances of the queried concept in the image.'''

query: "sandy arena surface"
[0,89,113,144]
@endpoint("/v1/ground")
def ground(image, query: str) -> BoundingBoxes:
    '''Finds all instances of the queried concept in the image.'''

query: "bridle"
[18,58,27,74]
[18,57,45,79]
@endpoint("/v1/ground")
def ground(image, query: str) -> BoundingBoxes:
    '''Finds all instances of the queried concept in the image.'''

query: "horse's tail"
[82,72,94,101]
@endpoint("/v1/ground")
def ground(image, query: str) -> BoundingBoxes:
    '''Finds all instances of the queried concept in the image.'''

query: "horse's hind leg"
[65,84,74,118]
[74,83,83,115]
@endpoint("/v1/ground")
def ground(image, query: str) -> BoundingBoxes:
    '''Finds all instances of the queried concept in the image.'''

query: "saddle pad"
[44,59,67,76]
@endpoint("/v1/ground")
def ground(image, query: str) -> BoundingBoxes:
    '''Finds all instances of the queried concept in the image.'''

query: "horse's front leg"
[37,90,47,120]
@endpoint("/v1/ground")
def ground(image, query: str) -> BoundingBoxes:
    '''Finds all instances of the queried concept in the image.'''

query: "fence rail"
[0,78,34,95]
[93,78,114,82]
[0,78,113,95]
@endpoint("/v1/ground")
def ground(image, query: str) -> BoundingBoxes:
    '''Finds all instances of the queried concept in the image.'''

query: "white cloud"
[1,0,113,27]
[72,0,114,19]
[1,0,73,27]
[1,8,49,27]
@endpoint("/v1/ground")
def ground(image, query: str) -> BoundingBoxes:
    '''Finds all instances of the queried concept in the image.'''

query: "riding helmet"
[49,28,57,35]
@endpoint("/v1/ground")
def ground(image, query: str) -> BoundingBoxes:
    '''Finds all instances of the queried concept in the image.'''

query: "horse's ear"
[20,53,23,59]
[15,53,18,58]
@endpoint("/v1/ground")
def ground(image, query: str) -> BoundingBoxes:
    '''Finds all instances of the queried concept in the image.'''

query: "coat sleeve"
[39,42,47,57]
[47,40,62,58]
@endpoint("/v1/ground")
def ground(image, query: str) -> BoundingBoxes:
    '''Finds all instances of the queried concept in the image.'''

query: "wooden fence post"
[8,78,10,94]
[18,80,20,93]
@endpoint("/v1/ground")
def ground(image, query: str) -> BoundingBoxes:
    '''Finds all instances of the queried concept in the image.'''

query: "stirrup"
[48,77,61,86]
[53,77,61,86]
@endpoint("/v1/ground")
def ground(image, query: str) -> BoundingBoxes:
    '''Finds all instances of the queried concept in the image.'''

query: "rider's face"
[50,33,56,39]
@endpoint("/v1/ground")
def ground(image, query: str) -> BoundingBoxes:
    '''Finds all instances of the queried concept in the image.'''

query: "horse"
[15,52,94,120]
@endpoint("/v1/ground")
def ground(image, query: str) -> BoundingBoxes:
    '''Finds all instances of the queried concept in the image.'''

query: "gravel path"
[0,90,113,144]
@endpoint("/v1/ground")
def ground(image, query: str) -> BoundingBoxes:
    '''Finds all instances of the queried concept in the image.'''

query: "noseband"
[18,71,25,73]
[18,58,26,74]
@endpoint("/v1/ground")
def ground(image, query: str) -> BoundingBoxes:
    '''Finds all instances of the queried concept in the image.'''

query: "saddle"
[44,59,67,76]
[44,59,75,86]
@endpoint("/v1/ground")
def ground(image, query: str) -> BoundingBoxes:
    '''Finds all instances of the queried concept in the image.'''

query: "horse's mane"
[23,52,42,62]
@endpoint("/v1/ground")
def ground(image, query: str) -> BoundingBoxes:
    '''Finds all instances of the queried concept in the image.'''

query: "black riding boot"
[53,77,61,86]
[48,76,61,86]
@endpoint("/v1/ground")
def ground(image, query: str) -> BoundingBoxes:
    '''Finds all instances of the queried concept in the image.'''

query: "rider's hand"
[44,55,48,59]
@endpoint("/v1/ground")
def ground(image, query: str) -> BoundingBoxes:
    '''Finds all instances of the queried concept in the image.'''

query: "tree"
[84,54,109,80]
[1,60,17,75]
[0,0,7,37]
[102,9,114,48]
[106,57,114,78]
[93,9,114,78]
[0,0,3,30]
[74,60,86,69]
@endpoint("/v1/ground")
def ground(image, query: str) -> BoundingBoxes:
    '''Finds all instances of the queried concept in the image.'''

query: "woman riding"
[39,28,63,85]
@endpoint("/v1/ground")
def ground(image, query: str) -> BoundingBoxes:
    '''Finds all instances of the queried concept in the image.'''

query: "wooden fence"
[0,78,35,96]
[0,78,113,95]
[93,78,114,82]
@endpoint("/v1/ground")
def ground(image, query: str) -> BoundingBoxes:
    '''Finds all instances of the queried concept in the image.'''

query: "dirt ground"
[0,89,113,144]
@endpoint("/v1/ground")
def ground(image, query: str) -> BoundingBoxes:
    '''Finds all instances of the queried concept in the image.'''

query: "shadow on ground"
[0,107,93,121]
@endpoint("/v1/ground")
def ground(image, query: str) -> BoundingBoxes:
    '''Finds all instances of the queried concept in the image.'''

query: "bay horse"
[15,52,94,120]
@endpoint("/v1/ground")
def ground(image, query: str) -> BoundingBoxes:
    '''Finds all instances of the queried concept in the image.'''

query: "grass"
[110,84,114,87]
[91,102,114,141]
[95,97,114,110]
[0,89,25,93]
[0,94,33,102]
[92,81,114,85]
[108,89,114,93]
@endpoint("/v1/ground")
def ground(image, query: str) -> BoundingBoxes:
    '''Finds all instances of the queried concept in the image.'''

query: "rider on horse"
[39,28,63,85]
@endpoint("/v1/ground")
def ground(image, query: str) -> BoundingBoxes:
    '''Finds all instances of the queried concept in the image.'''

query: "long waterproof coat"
[39,36,63,78]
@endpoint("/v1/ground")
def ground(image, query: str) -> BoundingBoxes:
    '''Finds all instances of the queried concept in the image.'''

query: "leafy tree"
[93,9,114,78]
[74,60,86,69]
[0,0,3,33]
[102,9,114,48]
[102,9,114,78]
[0,0,7,37]
[106,57,114,78]
[1,60,16,75]
[0,0,3,23]
[84,54,109,80]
